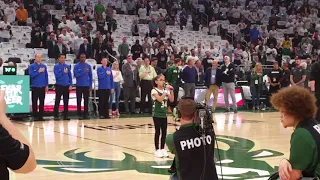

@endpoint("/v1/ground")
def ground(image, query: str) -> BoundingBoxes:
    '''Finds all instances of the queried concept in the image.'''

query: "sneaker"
[161,149,169,157]
[155,149,164,158]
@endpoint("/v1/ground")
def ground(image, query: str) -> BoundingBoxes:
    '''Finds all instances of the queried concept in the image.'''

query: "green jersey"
[166,66,180,86]
[289,122,320,178]
[151,88,169,118]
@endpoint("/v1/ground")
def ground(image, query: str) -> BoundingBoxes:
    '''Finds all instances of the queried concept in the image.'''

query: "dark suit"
[204,67,222,110]
[46,40,56,58]
[121,63,140,113]
[53,43,67,60]
[78,43,92,58]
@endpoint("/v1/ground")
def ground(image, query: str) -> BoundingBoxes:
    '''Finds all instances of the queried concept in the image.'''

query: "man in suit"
[204,59,222,113]
[221,56,237,113]
[53,37,67,60]
[46,33,57,58]
[73,54,93,119]
[122,54,140,114]
[29,54,48,121]
[78,38,92,58]
[53,54,72,120]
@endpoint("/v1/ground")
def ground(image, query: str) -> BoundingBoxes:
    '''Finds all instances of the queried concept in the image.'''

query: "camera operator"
[166,98,218,180]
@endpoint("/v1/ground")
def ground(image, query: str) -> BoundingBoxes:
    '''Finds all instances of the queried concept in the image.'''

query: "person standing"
[250,63,264,110]
[268,62,282,94]
[139,57,157,114]
[15,3,28,26]
[53,54,72,120]
[166,58,182,110]
[290,59,306,87]
[118,37,130,64]
[29,54,48,121]
[109,61,123,117]
[97,58,114,119]
[310,60,320,122]
[221,56,237,113]
[152,74,174,158]
[73,54,92,120]
[0,91,37,180]
[204,60,221,113]
[182,56,197,97]
[280,63,291,88]
[122,55,140,114]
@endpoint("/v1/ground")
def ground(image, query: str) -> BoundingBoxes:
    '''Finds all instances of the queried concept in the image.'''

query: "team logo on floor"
[37,135,283,179]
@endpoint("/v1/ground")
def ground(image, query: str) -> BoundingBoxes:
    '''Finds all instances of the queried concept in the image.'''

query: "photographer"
[166,98,218,180]
[0,91,37,179]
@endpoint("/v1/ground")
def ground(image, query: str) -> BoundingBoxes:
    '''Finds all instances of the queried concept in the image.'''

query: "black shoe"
[99,116,105,119]
[53,116,60,120]
[63,117,70,120]
[225,109,230,112]
[104,116,111,119]
[38,117,44,121]
[82,116,90,120]
[78,116,83,120]
[131,112,137,114]
[33,117,39,121]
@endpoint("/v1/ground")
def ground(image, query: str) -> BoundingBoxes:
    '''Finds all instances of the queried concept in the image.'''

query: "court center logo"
[37,135,283,179]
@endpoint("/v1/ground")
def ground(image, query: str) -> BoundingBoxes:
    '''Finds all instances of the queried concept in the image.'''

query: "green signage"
[0,75,30,113]
[37,135,283,179]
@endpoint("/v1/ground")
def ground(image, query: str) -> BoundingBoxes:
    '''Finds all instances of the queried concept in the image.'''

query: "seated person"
[270,86,320,180]
[166,97,218,180]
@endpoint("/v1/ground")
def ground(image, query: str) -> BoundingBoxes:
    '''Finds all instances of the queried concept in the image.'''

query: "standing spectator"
[93,35,104,63]
[182,56,197,97]
[204,60,221,112]
[31,25,42,48]
[74,54,92,120]
[54,37,67,60]
[29,54,48,121]
[0,16,10,43]
[55,0,64,10]
[282,35,292,56]
[268,62,282,95]
[142,37,152,57]
[139,57,157,114]
[131,40,143,61]
[156,46,168,70]
[208,17,218,35]
[95,14,105,35]
[250,63,263,110]
[158,18,166,38]
[233,43,243,65]
[118,37,130,64]
[202,51,214,71]
[166,58,182,109]
[221,56,237,113]
[266,43,278,65]
[97,58,114,119]
[208,42,219,58]
[290,59,307,87]
[122,55,140,114]
[53,54,72,120]
[94,0,104,17]
[280,63,291,88]
[16,4,28,26]
[73,32,84,57]
[149,18,158,38]
[131,19,139,36]
[250,24,260,46]
[79,38,92,59]
[109,61,123,117]
[151,57,162,75]
[138,4,147,24]
[126,0,136,15]
[222,41,233,60]
[195,60,204,85]
[58,16,68,29]
[4,4,16,24]
[47,33,56,58]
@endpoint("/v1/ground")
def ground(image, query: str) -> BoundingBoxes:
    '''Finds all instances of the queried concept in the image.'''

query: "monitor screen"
[3,66,17,75]
[194,87,244,107]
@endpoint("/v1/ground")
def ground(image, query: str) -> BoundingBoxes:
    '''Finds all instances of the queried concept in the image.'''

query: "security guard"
[166,98,218,180]
[268,61,282,94]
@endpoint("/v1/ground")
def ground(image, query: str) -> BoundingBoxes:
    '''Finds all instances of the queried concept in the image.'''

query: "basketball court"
[9,111,291,180]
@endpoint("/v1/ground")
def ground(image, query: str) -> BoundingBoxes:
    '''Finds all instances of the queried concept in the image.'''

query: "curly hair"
[270,86,317,121]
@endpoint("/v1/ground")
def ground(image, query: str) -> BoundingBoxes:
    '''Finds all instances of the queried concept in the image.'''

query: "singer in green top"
[151,74,174,158]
